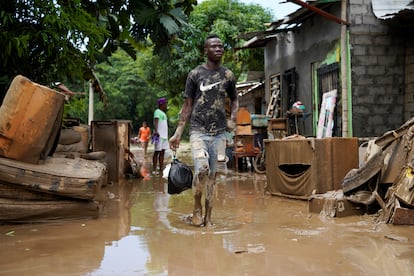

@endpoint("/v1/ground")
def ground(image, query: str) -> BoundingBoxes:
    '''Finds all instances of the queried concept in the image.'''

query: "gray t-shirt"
[184,65,237,135]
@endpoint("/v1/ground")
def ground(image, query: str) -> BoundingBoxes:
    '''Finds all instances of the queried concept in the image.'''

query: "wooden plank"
[0,156,107,200]
[0,182,62,200]
[0,197,100,223]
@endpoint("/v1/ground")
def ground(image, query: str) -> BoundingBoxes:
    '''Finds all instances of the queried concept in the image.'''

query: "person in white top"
[152,97,169,174]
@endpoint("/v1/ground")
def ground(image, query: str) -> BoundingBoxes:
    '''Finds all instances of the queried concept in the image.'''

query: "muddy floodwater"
[1,147,414,276]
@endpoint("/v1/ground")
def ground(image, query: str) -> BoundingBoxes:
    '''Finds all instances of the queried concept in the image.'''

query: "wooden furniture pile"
[233,107,259,172]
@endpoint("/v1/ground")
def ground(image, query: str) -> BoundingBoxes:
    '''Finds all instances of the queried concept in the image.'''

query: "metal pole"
[88,80,94,125]
[341,0,349,137]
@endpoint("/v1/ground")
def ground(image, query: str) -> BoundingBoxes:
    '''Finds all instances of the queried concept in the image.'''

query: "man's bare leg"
[152,151,159,172]
[159,149,165,171]
[192,173,204,226]
[204,175,216,227]
[190,138,209,226]
[192,191,203,226]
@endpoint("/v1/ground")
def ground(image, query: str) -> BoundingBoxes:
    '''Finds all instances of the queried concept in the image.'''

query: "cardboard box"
[265,138,359,197]
[308,192,366,217]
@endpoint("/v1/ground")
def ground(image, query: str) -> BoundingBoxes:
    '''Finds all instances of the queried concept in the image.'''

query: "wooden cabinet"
[91,120,131,183]
[233,107,259,171]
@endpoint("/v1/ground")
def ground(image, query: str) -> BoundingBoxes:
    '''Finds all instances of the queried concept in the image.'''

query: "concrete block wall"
[349,0,405,137]
[405,40,414,120]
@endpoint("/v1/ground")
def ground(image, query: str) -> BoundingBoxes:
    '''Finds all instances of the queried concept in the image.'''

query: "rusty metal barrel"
[0,75,65,164]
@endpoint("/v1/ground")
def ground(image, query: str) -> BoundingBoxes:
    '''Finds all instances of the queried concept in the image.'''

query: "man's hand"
[169,122,186,150]
[169,134,180,150]
[169,98,191,150]
[227,119,236,131]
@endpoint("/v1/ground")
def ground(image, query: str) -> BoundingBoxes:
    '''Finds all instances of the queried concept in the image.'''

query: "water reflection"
[1,170,414,275]
[92,235,149,275]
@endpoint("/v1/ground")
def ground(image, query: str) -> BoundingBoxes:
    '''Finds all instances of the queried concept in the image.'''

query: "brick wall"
[349,0,405,137]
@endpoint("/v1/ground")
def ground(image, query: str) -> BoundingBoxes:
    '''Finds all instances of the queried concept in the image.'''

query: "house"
[236,71,265,114]
[238,0,414,138]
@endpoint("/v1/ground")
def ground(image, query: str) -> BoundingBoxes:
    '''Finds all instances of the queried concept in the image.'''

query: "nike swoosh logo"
[200,81,221,92]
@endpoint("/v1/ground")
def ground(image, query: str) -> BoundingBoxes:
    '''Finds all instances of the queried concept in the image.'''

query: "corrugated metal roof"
[372,0,414,19]
[237,0,414,49]
[236,0,340,49]
[236,81,264,97]
[267,1,339,30]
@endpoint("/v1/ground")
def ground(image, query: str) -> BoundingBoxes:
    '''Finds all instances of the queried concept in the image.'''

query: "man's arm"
[169,97,193,150]
[153,118,159,136]
[228,96,239,130]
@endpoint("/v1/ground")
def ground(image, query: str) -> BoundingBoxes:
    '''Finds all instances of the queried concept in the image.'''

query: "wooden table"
[232,151,259,172]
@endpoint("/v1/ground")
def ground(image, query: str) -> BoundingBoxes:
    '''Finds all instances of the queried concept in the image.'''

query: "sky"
[198,0,299,20]
[237,0,299,20]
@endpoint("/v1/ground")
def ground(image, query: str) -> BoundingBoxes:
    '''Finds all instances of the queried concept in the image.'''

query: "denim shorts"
[189,131,226,176]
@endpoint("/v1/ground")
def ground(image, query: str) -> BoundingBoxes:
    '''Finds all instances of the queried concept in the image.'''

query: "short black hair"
[206,33,219,40]
[204,34,221,46]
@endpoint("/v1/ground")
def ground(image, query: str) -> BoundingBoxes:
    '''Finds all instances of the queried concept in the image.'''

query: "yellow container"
[0,75,65,164]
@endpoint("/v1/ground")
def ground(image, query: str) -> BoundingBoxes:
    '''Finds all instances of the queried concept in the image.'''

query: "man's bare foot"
[191,209,203,226]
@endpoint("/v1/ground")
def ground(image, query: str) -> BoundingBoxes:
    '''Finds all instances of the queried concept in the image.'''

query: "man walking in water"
[169,34,238,227]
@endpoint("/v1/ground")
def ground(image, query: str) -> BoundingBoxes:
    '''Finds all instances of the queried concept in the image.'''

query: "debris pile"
[0,75,108,223]
[341,118,414,225]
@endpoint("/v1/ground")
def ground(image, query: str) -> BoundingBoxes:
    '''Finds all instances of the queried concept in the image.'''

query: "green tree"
[185,0,273,76]
[91,50,165,132]
[141,0,272,101]
[0,0,196,101]
[65,0,272,133]
[0,1,105,96]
